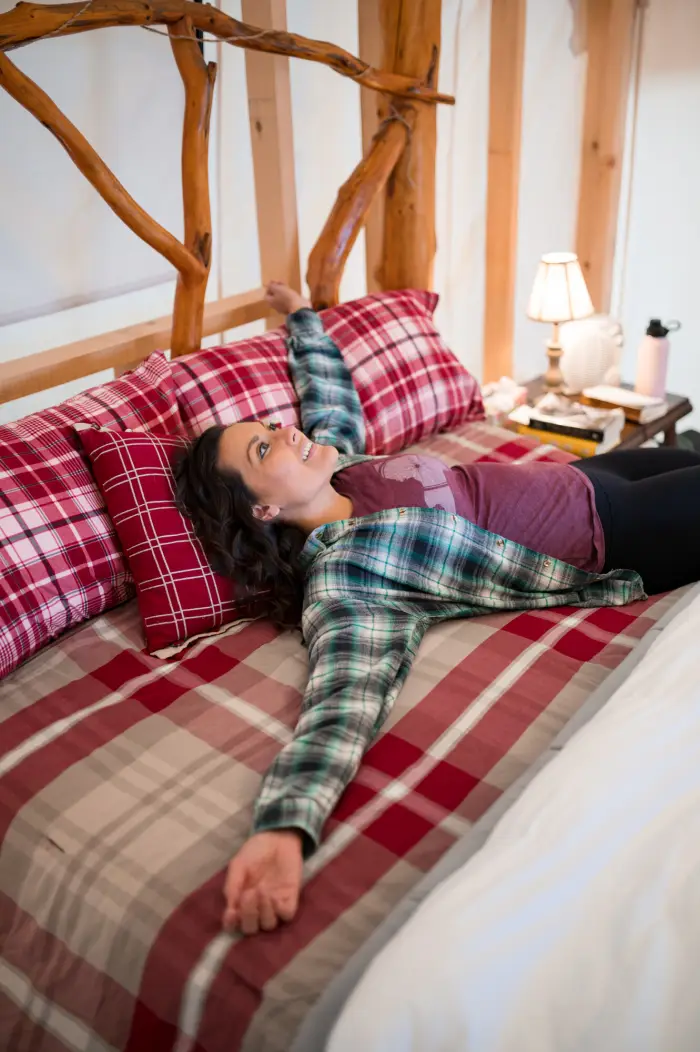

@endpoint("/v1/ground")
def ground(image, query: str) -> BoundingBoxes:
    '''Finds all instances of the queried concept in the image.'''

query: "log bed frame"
[0,0,640,406]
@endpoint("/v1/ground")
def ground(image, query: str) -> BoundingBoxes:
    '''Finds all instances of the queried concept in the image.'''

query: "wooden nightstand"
[523,377,693,451]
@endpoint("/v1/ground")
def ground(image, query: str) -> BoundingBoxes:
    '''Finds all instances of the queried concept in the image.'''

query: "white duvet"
[328,591,700,1052]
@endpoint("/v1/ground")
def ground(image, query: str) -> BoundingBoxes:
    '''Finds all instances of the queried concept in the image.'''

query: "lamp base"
[544,325,565,393]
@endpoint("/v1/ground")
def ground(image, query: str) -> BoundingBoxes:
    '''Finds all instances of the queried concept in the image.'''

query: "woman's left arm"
[286,308,366,455]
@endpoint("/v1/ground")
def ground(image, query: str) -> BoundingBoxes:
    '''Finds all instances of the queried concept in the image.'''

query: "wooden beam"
[379,0,441,291]
[0,289,270,405]
[307,113,411,309]
[242,0,300,327]
[483,0,526,384]
[358,0,387,293]
[169,17,217,357]
[576,0,637,313]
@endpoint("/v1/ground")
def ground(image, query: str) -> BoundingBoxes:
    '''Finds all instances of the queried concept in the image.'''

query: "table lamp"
[527,252,594,392]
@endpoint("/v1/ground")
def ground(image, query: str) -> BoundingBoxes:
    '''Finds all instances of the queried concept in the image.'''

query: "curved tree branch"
[0,50,205,284]
[169,15,217,356]
[307,113,414,310]
[0,1,455,105]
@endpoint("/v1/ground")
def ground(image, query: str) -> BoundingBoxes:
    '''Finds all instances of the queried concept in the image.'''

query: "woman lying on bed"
[175,281,700,937]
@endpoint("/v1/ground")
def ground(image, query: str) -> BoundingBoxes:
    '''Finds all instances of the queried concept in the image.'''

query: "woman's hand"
[223,829,304,935]
[265,280,311,316]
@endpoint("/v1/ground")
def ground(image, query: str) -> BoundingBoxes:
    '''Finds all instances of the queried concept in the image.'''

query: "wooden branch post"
[242,0,300,326]
[307,113,411,309]
[576,0,637,313]
[358,0,398,293]
[378,0,441,291]
[169,17,217,357]
[483,0,526,383]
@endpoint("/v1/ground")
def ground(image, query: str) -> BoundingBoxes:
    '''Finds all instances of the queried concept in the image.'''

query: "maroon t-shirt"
[333,454,605,573]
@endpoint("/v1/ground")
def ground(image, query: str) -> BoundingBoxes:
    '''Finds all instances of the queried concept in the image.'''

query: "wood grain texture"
[0,51,205,284]
[576,0,637,312]
[242,0,300,329]
[358,0,392,293]
[379,0,441,292]
[0,289,271,405]
[169,16,217,357]
[307,113,411,309]
[0,0,455,104]
[483,0,526,383]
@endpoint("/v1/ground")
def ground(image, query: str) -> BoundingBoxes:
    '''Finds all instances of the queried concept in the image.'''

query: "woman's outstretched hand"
[264,280,311,316]
[223,829,304,935]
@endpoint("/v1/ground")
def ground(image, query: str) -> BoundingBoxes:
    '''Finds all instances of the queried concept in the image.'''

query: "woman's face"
[217,421,339,521]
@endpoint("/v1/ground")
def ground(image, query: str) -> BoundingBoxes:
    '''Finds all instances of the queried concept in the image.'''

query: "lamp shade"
[527,252,594,323]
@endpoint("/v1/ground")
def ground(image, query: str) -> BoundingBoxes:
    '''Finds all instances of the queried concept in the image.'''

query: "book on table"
[509,394,625,446]
[508,421,619,457]
[579,385,668,424]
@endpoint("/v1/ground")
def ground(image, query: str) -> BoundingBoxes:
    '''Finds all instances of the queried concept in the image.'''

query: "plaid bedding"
[0,421,683,1052]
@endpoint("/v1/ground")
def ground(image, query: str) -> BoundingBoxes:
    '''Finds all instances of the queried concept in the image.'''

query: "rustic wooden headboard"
[0,0,639,405]
[0,0,452,405]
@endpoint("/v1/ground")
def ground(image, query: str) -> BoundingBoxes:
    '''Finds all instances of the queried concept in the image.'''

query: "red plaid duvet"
[0,422,683,1052]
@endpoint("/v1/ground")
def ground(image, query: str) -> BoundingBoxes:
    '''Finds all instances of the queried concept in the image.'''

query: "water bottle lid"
[646,318,681,337]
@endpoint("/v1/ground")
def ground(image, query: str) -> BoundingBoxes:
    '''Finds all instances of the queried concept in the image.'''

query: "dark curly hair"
[173,426,307,631]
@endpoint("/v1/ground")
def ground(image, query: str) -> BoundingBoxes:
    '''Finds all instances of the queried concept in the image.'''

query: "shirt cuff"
[252,795,326,858]
[286,307,325,341]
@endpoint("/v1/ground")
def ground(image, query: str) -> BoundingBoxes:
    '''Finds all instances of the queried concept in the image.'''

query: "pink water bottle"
[635,318,681,399]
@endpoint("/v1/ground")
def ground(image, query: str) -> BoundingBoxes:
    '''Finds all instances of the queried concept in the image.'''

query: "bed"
[0,3,691,1051]
[0,417,685,1051]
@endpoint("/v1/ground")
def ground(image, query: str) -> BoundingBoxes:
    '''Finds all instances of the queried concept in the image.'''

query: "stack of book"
[509,394,625,456]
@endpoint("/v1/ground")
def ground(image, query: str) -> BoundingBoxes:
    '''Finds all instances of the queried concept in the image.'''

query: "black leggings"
[572,447,700,595]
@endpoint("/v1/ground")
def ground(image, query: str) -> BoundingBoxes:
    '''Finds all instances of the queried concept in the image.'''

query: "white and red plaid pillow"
[0,353,183,680]
[171,289,484,454]
[77,427,249,655]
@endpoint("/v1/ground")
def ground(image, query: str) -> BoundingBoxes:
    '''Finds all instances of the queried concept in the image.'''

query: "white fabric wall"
[613,0,700,430]
[0,1,592,423]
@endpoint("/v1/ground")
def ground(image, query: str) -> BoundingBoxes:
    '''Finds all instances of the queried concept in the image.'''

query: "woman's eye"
[258,441,270,460]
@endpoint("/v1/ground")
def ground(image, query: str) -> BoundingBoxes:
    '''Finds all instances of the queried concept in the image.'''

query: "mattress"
[0,421,685,1052]
[295,579,699,1051]
[325,580,700,1052]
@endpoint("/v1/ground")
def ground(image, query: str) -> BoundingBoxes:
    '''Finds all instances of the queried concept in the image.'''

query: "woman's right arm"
[285,308,366,456]
[221,597,427,933]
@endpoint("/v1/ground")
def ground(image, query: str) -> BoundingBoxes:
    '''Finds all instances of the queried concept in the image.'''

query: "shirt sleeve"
[285,308,366,455]
[251,597,427,854]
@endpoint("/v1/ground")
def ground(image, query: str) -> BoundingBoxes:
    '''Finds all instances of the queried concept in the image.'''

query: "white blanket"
[328,592,700,1052]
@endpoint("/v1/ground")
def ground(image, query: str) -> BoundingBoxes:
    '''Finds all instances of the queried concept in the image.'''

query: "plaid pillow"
[77,427,247,655]
[171,289,484,454]
[0,353,182,680]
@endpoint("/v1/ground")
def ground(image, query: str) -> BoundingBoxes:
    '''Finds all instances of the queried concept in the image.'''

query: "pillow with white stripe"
[171,290,484,455]
[76,426,258,655]
[0,353,183,680]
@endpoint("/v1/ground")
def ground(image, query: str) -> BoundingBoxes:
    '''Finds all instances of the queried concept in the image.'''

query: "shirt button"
[543,559,551,568]
[399,508,406,515]
[496,538,505,548]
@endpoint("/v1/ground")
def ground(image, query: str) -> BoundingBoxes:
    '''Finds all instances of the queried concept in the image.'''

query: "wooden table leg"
[663,423,678,447]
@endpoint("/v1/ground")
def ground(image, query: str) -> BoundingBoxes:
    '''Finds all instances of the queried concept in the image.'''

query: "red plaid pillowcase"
[0,353,183,680]
[171,290,484,454]
[77,427,246,655]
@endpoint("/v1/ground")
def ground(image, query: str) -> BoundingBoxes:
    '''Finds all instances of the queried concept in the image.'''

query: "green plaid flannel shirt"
[252,309,646,853]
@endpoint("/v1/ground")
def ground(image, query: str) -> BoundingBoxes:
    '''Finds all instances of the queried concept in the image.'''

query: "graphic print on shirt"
[378,454,458,512]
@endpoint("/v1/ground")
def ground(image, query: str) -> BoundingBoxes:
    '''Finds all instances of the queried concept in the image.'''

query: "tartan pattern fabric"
[225,321,645,849]
[0,423,683,1052]
[171,289,484,454]
[78,426,250,654]
[0,353,183,681]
